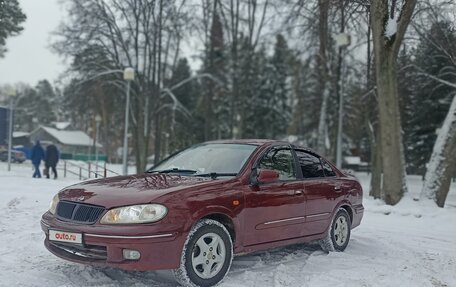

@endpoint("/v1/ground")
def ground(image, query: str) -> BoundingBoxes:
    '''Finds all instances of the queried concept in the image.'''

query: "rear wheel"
[173,219,233,287]
[319,208,351,252]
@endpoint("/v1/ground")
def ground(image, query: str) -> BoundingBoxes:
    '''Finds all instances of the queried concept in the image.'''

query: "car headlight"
[100,204,167,224]
[49,194,60,215]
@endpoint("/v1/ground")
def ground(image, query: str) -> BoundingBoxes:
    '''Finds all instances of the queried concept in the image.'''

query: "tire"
[173,219,233,287]
[319,208,351,252]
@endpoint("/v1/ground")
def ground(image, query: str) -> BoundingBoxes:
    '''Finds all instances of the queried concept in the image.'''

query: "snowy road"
[1,162,455,287]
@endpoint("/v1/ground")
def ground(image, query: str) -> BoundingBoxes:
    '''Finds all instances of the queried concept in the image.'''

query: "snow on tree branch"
[385,0,403,39]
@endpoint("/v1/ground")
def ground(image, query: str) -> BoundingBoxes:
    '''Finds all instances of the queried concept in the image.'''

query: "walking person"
[31,140,45,178]
[44,144,59,179]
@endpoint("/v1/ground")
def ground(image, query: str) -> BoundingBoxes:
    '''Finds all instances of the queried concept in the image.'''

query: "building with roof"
[52,122,73,131]
[30,126,102,157]
[12,131,31,147]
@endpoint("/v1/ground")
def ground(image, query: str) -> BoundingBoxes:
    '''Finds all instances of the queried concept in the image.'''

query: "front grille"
[56,201,105,224]
[50,242,107,260]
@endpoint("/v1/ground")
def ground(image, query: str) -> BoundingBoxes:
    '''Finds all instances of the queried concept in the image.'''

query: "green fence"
[60,153,107,162]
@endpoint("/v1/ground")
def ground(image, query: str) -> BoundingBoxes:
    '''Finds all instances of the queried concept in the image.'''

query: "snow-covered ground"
[1,161,455,287]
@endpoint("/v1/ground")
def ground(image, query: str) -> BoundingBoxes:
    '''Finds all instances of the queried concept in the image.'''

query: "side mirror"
[257,169,279,184]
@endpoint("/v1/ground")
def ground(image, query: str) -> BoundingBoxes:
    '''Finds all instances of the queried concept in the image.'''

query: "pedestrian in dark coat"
[44,144,59,179]
[31,140,45,178]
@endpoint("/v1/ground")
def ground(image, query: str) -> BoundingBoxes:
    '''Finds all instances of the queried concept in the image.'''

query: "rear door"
[294,150,344,235]
[243,146,307,246]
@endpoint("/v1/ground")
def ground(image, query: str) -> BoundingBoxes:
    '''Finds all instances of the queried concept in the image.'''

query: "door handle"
[334,186,342,193]
[294,190,304,196]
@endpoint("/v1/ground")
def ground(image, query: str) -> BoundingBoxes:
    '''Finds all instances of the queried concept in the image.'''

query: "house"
[12,131,31,147]
[30,126,102,157]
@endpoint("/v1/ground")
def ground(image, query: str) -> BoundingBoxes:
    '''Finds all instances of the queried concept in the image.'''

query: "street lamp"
[95,114,102,176]
[7,88,17,172]
[122,67,134,175]
[335,32,351,168]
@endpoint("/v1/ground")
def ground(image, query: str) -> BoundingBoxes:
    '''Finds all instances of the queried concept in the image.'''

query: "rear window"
[295,150,324,178]
[322,160,336,177]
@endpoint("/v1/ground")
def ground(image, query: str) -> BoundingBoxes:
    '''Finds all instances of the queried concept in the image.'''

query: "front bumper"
[41,212,186,271]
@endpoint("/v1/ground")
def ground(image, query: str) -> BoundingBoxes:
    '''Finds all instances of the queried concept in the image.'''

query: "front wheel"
[173,219,233,287]
[319,208,351,252]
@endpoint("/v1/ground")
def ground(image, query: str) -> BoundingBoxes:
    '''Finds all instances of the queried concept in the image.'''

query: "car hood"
[58,173,214,208]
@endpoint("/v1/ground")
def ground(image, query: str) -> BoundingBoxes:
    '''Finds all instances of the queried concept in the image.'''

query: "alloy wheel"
[333,215,349,246]
[191,232,226,279]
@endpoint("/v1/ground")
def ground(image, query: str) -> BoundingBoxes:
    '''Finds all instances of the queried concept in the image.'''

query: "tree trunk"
[373,51,405,205]
[422,96,456,207]
[317,88,330,153]
[365,8,382,199]
[229,0,240,139]
[134,127,147,173]
[153,112,162,165]
[316,0,330,154]
[370,0,416,205]
[368,121,382,199]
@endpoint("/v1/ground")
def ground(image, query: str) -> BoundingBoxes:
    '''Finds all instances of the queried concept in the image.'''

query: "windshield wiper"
[195,173,238,179]
[148,168,198,174]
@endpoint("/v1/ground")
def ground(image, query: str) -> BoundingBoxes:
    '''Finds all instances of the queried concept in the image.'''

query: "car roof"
[203,139,287,146]
[201,139,321,156]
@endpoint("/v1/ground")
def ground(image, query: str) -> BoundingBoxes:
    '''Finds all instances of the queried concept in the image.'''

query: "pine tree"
[61,45,125,162]
[35,80,57,124]
[397,47,420,174]
[237,36,260,138]
[267,34,292,139]
[14,86,37,131]
[236,34,294,140]
[291,46,329,149]
[163,58,199,154]
[0,0,26,57]
[198,8,227,141]
[403,21,456,174]
[15,80,57,131]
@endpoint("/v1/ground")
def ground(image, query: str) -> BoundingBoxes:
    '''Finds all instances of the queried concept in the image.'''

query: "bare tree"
[54,0,188,171]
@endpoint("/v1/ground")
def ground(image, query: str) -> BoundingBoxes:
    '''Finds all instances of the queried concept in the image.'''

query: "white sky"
[0,0,66,86]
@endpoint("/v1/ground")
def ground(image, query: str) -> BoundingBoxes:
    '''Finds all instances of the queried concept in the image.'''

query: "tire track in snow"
[222,243,321,287]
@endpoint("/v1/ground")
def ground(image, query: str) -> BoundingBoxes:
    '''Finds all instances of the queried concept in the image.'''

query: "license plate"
[49,230,82,244]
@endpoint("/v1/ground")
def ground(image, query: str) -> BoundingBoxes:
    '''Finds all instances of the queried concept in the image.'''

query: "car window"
[259,147,296,181]
[152,143,257,175]
[322,160,336,177]
[295,150,324,178]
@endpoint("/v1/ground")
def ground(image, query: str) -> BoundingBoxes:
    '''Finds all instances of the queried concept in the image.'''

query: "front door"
[243,146,307,246]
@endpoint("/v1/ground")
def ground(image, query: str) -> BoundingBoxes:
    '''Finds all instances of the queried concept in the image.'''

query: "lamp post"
[122,68,134,175]
[7,89,17,172]
[95,114,102,176]
[335,32,351,168]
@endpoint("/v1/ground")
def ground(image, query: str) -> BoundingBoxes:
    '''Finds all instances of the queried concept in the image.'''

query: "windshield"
[150,143,257,176]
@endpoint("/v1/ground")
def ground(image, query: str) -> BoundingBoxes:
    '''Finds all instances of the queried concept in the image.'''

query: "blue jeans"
[33,163,41,178]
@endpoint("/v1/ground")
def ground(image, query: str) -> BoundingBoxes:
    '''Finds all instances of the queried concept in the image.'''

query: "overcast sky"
[0,0,65,86]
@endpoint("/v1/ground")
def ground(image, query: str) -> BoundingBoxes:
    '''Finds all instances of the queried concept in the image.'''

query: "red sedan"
[41,140,364,287]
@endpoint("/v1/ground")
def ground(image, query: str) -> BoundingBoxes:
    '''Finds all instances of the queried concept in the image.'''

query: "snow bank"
[1,163,455,287]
